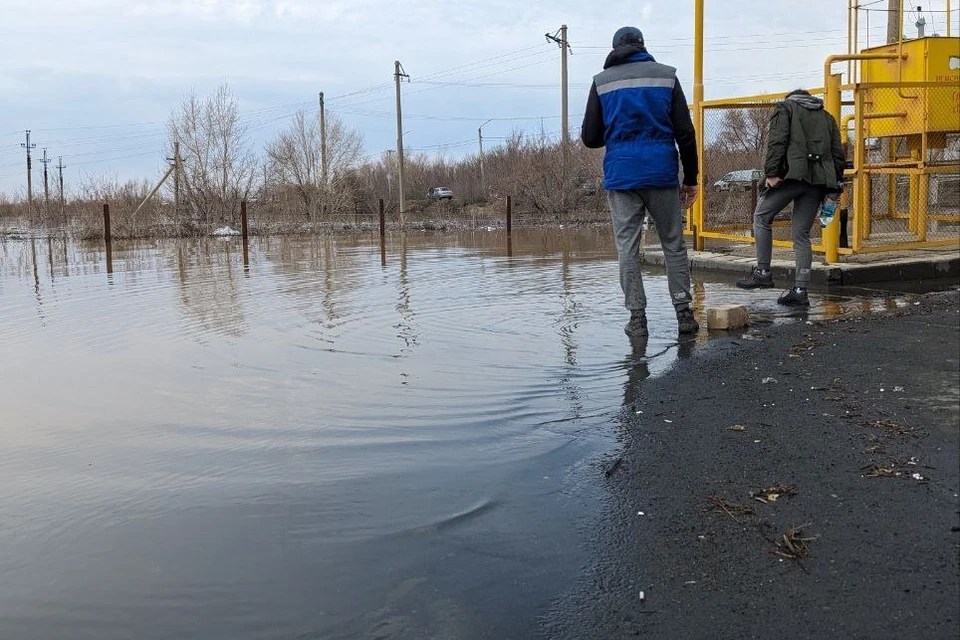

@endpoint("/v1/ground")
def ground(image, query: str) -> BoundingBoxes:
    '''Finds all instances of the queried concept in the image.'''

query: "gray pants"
[754,180,825,287]
[607,188,692,312]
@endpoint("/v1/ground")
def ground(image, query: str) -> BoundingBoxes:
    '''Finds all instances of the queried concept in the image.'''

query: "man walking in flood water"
[736,89,845,306]
[581,26,700,338]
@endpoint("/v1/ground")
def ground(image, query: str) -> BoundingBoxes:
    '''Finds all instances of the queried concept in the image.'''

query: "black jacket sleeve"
[828,115,846,192]
[765,105,790,178]
[670,80,698,186]
[581,82,605,149]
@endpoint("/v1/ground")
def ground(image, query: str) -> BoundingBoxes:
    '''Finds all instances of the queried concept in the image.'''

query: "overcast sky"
[1,0,956,198]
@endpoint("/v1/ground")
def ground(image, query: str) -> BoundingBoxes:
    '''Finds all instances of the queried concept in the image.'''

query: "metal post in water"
[241,200,249,269]
[506,195,512,236]
[379,198,386,266]
[103,203,113,274]
[379,198,386,239]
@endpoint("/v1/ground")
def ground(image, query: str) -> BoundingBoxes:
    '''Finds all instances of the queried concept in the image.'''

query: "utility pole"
[318,91,328,217]
[21,130,36,208]
[56,156,66,219]
[40,148,52,211]
[546,25,571,145]
[394,60,409,220]
[547,25,572,215]
[173,141,181,219]
[478,119,493,197]
[319,92,328,186]
[887,0,902,42]
[166,141,182,222]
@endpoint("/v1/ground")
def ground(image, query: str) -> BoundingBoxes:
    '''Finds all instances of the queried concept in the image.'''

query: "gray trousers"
[607,188,692,312]
[754,180,825,287]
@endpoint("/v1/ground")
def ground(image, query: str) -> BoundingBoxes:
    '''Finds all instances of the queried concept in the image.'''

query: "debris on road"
[749,484,798,504]
[769,524,820,566]
[703,494,756,521]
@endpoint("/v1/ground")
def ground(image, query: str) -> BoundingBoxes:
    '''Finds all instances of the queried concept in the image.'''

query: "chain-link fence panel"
[855,84,960,248]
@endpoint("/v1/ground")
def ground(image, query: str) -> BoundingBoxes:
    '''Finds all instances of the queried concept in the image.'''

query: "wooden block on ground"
[706,305,750,330]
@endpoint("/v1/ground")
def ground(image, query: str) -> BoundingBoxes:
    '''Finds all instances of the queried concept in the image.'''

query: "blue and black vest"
[593,53,680,190]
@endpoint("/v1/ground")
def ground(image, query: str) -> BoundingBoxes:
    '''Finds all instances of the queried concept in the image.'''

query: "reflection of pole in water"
[321,235,337,324]
[29,236,47,324]
[30,236,40,297]
[61,235,69,278]
[47,236,54,280]
[559,249,579,367]
[395,232,419,355]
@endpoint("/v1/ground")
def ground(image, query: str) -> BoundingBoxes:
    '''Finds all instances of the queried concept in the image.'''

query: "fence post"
[750,179,758,237]
[379,198,386,239]
[379,198,386,266]
[102,203,113,273]
[240,200,249,268]
[822,72,842,264]
[506,195,512,235]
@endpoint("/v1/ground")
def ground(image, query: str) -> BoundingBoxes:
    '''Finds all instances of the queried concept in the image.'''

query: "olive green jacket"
[765,91,845,191]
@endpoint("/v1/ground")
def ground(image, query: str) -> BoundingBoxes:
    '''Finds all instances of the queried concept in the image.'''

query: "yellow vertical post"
[887,143,897,218]
[823,73,842,264]
[853,89,867,250]
[909,149,920,235]
[692,0,705,251]
[918,100,929,241]
[917,170,929,241]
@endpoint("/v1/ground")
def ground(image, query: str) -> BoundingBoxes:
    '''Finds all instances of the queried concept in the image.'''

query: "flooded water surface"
[0,229,927,639]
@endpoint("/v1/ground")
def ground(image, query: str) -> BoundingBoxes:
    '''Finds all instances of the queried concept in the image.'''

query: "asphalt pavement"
[548,288,960,639]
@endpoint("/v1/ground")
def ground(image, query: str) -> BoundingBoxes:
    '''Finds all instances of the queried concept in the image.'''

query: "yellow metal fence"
[689,80,960,257]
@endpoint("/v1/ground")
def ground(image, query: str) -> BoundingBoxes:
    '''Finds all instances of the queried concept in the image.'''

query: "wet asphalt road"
[548,289,960,639]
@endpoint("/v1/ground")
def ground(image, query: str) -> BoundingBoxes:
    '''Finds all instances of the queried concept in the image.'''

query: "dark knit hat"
[612,26,644,48]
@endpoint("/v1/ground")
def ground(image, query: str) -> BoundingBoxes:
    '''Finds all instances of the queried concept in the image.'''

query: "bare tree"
[715,107,771,168]
[168,84,256,226]
[266,110,363,217]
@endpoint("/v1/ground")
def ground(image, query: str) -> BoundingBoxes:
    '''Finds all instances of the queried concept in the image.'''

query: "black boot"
[624,310,648,338]
[736,267,774,289]
[676,308,699,335]
[778,287,810,307]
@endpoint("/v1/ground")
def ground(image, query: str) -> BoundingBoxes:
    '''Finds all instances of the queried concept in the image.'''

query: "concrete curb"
[641,248,960,286]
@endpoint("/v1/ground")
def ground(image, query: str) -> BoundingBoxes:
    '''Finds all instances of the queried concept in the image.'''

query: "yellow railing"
[689,79,959,259]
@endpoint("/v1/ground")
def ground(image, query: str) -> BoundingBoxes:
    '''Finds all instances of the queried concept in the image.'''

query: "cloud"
[1,0,908,196]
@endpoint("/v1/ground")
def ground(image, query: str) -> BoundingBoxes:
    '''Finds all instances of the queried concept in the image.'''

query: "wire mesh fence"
[700,99,789,241]
[696,82,959,253]
[855,83,960,249]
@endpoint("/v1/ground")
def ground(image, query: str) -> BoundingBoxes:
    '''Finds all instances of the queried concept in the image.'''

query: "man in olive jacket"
[737,89,845,306]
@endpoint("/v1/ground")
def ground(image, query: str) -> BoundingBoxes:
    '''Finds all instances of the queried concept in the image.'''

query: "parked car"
[713,169,763,191]
[427,187,454,200]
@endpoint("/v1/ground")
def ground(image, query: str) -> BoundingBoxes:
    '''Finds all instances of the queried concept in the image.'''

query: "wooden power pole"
[56,156,66,220]
[40,148,52,211]
[886,0,902,42]
[21,130,36,208]
[394,60,409,222]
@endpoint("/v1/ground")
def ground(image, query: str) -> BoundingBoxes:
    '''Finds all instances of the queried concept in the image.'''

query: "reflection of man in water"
[621,336,696,410]
[581,26,701,339]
